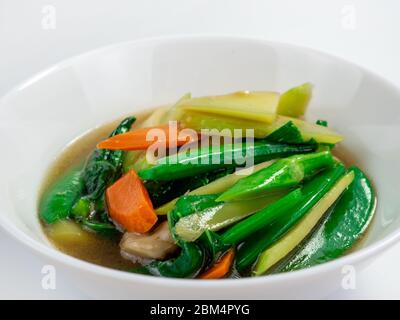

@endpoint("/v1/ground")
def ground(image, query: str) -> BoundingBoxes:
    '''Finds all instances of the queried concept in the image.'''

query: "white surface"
[0,0,399,299]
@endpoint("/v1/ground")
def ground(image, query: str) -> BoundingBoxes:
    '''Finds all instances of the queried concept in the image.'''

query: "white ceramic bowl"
[1,36,400,299]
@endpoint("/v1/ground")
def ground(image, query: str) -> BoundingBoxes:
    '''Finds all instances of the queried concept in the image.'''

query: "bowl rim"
[1,34,400,288]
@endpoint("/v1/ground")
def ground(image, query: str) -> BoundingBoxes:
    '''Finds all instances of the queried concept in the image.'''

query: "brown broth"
[45,224,134,270]
[40,112,151,271]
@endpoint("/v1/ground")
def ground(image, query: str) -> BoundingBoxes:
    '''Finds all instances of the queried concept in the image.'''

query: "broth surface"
[40,112,150,271]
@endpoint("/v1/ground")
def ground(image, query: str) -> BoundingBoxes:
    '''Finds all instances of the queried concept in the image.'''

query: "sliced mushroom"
[120,221,177,260]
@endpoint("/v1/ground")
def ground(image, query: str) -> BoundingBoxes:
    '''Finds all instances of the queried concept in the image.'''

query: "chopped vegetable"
[160,93,192,126]
[71,197,91,219]
[120,221,177,260]
[179,113,342,143]
[278,166,375,272]
[156,160,275,215]
[139,141,317,181]
[106,170,158,233]
[38,84,376,280]
[81,220,119,237]
[170,194,221,235]
[123,95,189,173]
[81,116,136,201]
[272,116,343,144]
[266,121,303,144]
[175,191,286,241]
[97,124,196,151]
[198,229,227,261]
[123,148,148,173]
[221,188,304,246]
[253,170,354,276]
[176,91,280,124]
[235,164,346,271]
[125,151,152,173]
[40,168,85,224]
[144,195,214,277]
[199,249,235,279]
[179,110,275,138]
[46,220,93,243]
[146,241,204,278]
[277,83,312,117]
[218,151,334,201]
[147,167,234,209]
[65,117,136,235]
[316,119,328,127]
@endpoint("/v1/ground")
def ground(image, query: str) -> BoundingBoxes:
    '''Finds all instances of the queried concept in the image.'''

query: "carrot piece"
[97,124,195,151]
[106,170,158,233]
[199,249,235,279]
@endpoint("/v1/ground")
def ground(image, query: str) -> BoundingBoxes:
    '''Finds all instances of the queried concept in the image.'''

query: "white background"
[0,0,399,299]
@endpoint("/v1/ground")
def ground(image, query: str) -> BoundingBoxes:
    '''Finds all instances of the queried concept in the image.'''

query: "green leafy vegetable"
[235,164,346,271]
[71,197,91,219]
[218,151,334,201]
[72,117,135,235]
[316,120,328,127]
[81,220,120,237]
[253,170,354,275]
[145,168,234,208]
[174,191,286,242]
[82,116,136,200]
[266,121,303,144]
[277,83,313,117]
[220,188,304,246]
[278,166,375,272]
[143,195,218,278]
[40,168,85,224]
[139,141,317,181]
[156,160,275,215]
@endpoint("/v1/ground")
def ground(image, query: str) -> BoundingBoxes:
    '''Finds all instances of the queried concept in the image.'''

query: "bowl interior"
[0,37,399,268]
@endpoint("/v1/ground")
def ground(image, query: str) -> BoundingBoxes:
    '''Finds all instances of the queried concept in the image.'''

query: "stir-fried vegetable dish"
[39,83,375,278]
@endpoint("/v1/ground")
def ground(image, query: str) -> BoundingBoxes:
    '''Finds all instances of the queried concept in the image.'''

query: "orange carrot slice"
[97,124,196,151]
[106,170,158,233]
[199,249,235,279]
